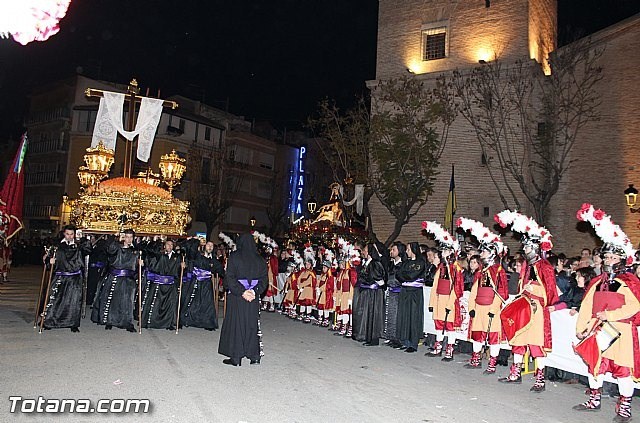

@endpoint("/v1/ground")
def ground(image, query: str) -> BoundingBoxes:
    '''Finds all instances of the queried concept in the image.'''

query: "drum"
[573,321,621,376]
[500,296,533,341]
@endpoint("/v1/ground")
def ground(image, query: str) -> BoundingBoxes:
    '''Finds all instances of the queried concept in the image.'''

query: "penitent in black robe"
[42,238,92,329]
[180,239,224,329]
[141,246,181,329]
[396,243,426,347]
[385,253,404,342]
[86,237,108,305]
[91,238,138,330]
[218,234,268,362]
[352,249,386,345]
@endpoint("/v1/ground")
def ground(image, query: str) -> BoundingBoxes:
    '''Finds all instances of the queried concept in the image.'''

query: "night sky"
[0,0,638,142]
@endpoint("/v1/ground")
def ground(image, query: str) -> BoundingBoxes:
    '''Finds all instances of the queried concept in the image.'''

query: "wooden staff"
[212,274,219,314]
[82,254,89,319]
[39,248,57,334]
[33,247,50,328]
[137,250,143,334]
[175,254,185,334]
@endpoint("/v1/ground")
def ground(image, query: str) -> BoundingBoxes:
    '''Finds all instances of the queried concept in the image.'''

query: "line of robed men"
[36,226,225,333]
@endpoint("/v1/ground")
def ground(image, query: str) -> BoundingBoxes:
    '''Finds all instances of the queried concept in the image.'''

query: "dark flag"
[444,164,456,233]
[0,133,28,246]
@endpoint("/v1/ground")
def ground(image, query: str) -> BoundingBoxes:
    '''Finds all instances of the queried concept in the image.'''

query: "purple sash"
[402,278,424,288]
[182,272,193,283]
[193,267,212,281]
[390,287,402,293]
[238,279,259,290]
[55,270,82,277]
[110,269,135,278]
[360,283,379,290]
[146,271,175,285]
[90,262,105,268]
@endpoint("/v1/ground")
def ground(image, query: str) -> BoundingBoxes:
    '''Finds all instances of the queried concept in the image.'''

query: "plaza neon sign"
[290,146,306,216]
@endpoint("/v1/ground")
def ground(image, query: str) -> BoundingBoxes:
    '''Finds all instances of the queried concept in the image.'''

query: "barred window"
[422,26,447,61]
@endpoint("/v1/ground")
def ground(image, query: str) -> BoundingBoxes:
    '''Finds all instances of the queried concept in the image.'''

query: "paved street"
[0,266,627,422]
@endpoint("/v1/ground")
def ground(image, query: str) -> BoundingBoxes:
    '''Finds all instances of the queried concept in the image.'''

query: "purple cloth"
[109,269,135,278]
[90,262,105,268]
[193,267,212,281]
[238,279,259,290]
[390,287,402,293]
[360,283,379,290]
[55,270,82,277]
[402,279,424,288]
[146,271,175,285]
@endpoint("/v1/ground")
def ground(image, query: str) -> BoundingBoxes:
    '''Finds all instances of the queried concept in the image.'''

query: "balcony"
[24,205,59,219]
[25,171,63,186]
[29,138,67,154]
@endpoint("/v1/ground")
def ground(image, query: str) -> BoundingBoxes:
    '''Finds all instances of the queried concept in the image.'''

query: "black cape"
[43,239,92,329]
[218,234,268,361]
[141,244,181,329]
[385,243,406,342]
[91,238,138,329]
[396,242,426,345]
[352,245,386,344]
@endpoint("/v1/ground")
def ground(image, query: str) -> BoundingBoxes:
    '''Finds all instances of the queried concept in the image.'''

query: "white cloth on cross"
[91,92,164,162]
[343,184,365,215]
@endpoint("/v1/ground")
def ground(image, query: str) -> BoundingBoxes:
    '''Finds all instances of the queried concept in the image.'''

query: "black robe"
[352,255,386,344]
[91,238,138,329]
[396,253,426,346]
[180,239,224,329]
[218,234,268,361]
[141,246,181,329]
[86,237,108,305]
[385,256,403,342]
[43,239,92,328]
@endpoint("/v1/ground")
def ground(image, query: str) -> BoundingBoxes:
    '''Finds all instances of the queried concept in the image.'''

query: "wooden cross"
[85,78,179,179]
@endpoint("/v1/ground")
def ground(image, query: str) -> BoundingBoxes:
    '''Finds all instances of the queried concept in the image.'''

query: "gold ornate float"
[67,142,191,236]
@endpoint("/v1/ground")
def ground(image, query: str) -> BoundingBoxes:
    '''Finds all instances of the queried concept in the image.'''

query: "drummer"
[495,211,558,393]
[573,204,640,422]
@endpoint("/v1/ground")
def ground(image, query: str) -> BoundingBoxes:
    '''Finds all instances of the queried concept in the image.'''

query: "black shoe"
[363,342,379,347]
[405,347,417,353]
[250,359,261,365]
[167,326,176,331]
[70,327,79,333]
[398,346,408,351]
[105,325,112,330]
[205,328,215,331]
[223,358,241,367]
[126,326,136,333]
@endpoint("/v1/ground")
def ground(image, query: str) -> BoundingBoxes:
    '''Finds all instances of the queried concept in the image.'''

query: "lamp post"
[136,168,162,186]
[624,184,640,213]
[307,196,317,215]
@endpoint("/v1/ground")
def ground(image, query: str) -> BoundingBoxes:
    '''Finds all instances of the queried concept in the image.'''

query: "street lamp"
[624,184,640,213]
[250,216,256,228]
[307,196,317,214]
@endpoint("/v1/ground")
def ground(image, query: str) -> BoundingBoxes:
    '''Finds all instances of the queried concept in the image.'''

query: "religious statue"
[312,183,345,226]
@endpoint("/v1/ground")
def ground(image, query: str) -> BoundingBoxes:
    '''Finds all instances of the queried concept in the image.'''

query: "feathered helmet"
[421,221,460,254]
[576,203,636,265]
[218,232,236,251]
[251,230,278,251]
[494,210,553,252]
[337,237,360,265]
[291,249,304,270]
[456,217,506,256]
[303,244,316,267]
[324,248,338,268]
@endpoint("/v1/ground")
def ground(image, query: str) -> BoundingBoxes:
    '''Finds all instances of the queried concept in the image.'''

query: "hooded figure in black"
[352,243,387,346]
[218,233,268,366]
[86,236,109,305]
[396,241,427,352]
[385,241,406,348]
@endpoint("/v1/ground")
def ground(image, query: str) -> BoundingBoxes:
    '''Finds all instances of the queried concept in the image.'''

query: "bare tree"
[439,38,604,224]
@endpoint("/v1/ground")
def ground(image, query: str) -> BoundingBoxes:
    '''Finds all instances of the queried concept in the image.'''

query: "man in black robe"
[180,239,224,330]
[91,230,140,332]
[141,239,183,330]
[86,236,108,306]
[41,225,92,332]
[385,241,405,349]
[352,242,387,346]
[218,233,268,366]
[396,242,427,353]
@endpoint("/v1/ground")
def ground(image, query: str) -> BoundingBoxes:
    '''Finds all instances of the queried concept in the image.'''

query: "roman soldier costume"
[423,221,463,361]
[495,210,558,392]
[457,217,508,373]
[315,259,336,327]
[573,204,640,422]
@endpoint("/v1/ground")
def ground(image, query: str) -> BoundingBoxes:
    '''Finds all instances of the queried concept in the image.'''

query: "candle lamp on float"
[159,150,186,194]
